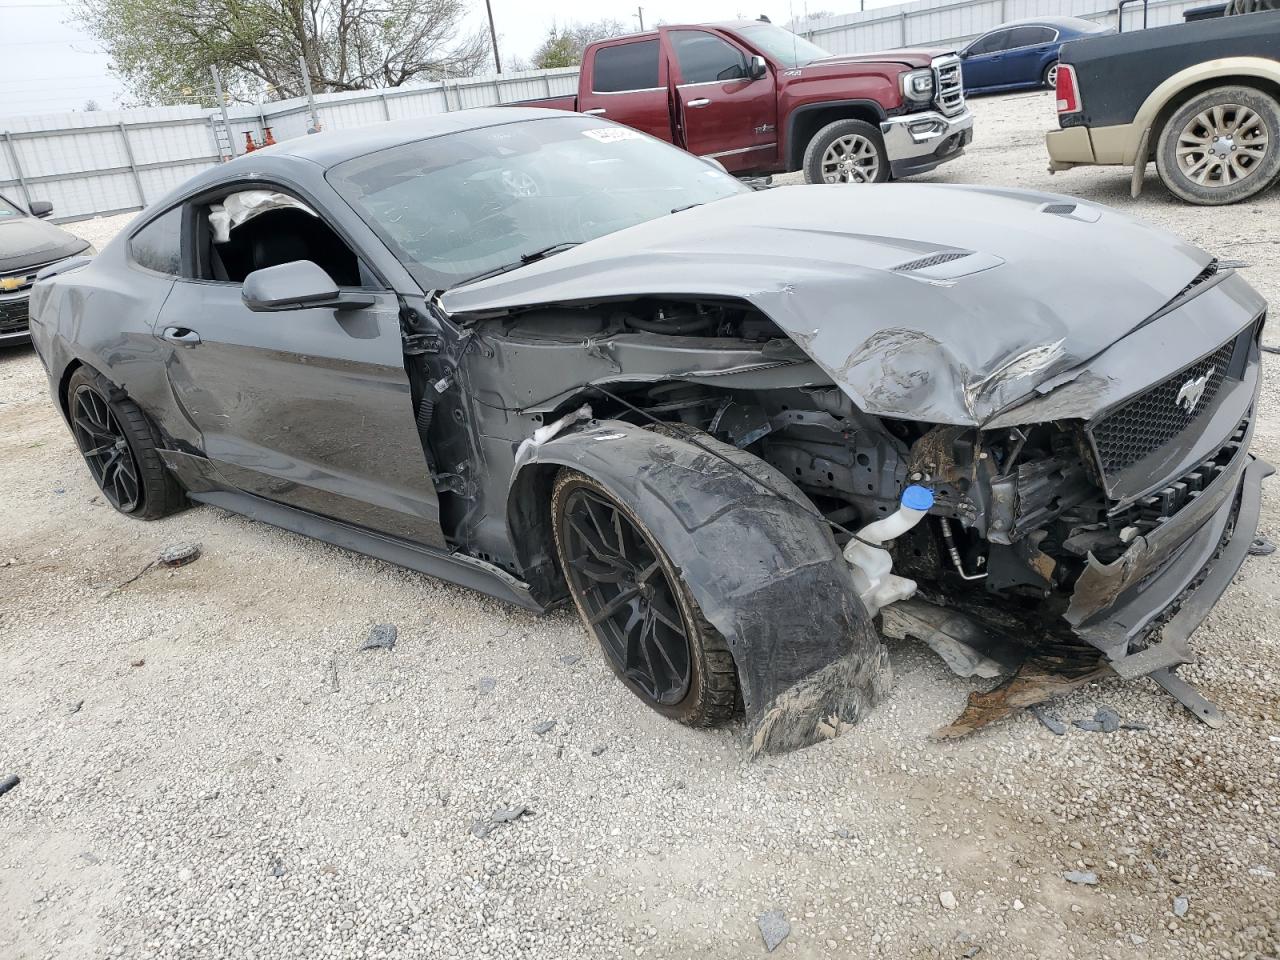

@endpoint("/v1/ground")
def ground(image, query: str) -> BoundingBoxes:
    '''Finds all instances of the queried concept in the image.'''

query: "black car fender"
[507,419,891,752]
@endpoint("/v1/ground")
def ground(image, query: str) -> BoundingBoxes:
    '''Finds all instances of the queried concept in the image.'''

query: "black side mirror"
[748,55,768,80]
[29,200,53,218]
[242,260,375,312]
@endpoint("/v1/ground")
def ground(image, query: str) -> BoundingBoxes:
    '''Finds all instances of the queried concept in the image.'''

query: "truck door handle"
[686,98,711,108]
[583,107,607,115]
[161,326,201,346]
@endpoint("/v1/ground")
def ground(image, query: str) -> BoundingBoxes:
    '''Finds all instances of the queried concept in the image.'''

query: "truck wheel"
[804,119,890,184]
[1043,61,1059,90]
[551,469,739,727]
[66,366,186,520]
[1155,86,1280,205]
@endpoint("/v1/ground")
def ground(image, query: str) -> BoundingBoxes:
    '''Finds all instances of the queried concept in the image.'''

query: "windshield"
[328,115,749,291]
[0,195,24,219]
[737,23,831,67]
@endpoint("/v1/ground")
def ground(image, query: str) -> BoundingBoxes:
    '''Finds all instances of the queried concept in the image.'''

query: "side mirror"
[242,260,374,312]
[29,200,53,218]
[748,55,768,80]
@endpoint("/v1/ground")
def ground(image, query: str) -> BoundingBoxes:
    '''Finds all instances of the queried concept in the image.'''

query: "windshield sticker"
[582,127,643,143]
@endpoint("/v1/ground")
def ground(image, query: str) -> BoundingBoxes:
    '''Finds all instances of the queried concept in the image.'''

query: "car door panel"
[154,280,446,547]
[579,37,674,142]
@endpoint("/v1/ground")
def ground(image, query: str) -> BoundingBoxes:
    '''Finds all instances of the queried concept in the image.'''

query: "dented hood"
[441,184,1213,425]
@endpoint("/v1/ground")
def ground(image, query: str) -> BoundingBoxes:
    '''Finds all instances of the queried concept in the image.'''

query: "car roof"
[987,16,1107,31]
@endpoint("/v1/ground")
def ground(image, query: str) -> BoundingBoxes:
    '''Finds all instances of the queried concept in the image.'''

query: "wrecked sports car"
[29,108,1269,750]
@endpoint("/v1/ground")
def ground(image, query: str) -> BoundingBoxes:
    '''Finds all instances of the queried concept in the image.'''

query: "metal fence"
[796,0,1200,56]
[0,67,580,224]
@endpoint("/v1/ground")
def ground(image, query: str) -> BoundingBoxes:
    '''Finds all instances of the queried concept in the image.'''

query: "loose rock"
[1063,870,1098,886]
[532,719,557,736]
[756,910,790,952]
[939,890,958,910]
[360,623,397,651]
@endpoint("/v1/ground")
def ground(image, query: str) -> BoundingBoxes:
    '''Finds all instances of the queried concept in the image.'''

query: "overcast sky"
[0,0,869,118]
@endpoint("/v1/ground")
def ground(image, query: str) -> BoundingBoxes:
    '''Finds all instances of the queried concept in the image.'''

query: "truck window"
[593,39,661,92]
[669,30,747,84]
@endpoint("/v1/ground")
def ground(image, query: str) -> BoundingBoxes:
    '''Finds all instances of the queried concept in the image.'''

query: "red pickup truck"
[524,20,973,184]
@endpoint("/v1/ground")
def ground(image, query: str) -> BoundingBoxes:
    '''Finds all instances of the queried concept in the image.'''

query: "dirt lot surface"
[2,91,1279,960]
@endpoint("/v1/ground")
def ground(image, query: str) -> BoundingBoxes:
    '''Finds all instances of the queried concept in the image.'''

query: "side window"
[969,30,1010,55]
[1009,26,1056,47]
[128,207,183,276]
[670,30,747,84]
[593,39,660,92]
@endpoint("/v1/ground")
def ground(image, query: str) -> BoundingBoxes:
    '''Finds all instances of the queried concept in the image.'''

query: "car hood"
[0,216,88,275]
[442,184,1212,425]
[810,47,952,68]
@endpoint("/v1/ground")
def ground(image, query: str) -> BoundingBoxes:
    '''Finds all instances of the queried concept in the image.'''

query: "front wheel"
[1043,61,1059,90]
[66,367,186,519]
[1155,85,1280,205]
[551,470,739,727]
[803,119,891,184]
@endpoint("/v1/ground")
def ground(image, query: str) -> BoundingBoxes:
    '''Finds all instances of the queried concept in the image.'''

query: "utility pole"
[636,6,645,30]
[484,0,502,73]
[298,55,320,133]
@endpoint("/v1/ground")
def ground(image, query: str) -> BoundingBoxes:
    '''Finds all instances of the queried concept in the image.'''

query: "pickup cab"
[523,20,974,184]
[1046,11,1280,204]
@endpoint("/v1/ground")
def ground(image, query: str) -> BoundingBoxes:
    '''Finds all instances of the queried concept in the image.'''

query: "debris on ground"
[939,890,958,910]
[477,676,497,695]
[591,744,606,757]
[1173,895,1190,917]
[1063,870,1098,886]
[1073,706,1150,733]
[935,653,1109,739]
[67,699,83,715]
[326,655,339,692]
[359,624,397,651]
[756,910,790,952]
[532,720,557,735]
[0,774,19,798]
[1248,536,1276,556]
[1030,705,1067,735]
[558,654,581,666]
[471,804,533,838]
[130,658,145,668]
[158,543,202,567]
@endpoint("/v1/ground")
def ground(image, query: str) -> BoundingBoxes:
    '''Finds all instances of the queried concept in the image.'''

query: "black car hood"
[442,184,1212,425]
[0,216,88,274]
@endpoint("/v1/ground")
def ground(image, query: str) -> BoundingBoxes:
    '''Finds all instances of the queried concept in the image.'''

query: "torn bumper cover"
[1068,450,1273,675]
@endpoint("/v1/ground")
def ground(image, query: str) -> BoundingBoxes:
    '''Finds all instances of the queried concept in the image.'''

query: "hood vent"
[1042,203,1077,216]
[892,251,971,272]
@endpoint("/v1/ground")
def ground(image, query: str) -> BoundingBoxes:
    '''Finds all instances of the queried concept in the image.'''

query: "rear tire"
[1155,85,1280,205]
[551,469,738,727]
[803,119,891,184]
[66,366,186,520]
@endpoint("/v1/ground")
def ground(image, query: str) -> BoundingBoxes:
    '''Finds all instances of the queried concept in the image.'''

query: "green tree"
[74,0,491,105]
[531,19,627,69]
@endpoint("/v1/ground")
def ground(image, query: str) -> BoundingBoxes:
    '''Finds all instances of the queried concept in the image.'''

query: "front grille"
[1089,339,1237,479]
[0,296,30,334]
[932,56,965,117]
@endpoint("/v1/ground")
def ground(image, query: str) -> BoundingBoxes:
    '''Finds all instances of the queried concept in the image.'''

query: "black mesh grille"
[1042,203,1077,215]
[1089,339,1236,478]
[892,251,970,272]
[0,297,29,335]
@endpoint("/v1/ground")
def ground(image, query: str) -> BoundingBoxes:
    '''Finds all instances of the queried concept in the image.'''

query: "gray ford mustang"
[29,108,1270,750]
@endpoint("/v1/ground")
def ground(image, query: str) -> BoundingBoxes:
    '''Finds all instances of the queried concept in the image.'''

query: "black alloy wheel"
[71,383,142,511]
[559,483,692,705]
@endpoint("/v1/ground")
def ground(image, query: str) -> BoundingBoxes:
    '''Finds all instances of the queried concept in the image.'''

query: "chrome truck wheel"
[1156,86,1280,205]
[803,118,890,185]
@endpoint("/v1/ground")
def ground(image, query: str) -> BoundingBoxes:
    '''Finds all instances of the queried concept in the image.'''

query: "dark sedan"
[0,193,93,346]
[960,16,1112,94]
[27,109,1270,751]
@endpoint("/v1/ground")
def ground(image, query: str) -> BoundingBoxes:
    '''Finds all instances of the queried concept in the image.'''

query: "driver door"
[152,189,446,548]
[960,30,1012,90]
[667,28,779,173]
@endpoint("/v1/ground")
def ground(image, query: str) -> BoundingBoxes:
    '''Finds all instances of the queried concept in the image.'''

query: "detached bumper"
[881,108,974,178]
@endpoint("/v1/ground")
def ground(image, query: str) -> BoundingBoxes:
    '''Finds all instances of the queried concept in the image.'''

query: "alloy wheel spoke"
[588,585,641,626]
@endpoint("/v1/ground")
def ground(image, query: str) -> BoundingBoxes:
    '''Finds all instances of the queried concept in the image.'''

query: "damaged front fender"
[508,419,890,752]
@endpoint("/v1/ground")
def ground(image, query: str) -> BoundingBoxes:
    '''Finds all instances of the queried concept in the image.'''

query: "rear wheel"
[1043,61,1059,90]
[551,470,738,726]
[1155,85,1280,205]
[803,119,891,184]
[66,367,186,519]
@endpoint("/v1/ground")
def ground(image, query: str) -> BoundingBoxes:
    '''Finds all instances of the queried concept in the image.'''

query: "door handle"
[686,98,711,108]
[583,107,607,115]
[161,326,201,346]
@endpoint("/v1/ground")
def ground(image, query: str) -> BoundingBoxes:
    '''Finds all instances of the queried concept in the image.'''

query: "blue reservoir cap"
[901,484,935,511]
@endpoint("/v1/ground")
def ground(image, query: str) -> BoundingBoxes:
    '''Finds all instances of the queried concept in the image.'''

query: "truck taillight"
[1056,64,1081,114]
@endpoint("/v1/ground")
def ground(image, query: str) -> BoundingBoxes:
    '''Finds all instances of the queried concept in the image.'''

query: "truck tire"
[803,119,891,184]
[66,366,186,520]
[1155,85,1280,205]
[1043,61,1059,90]
[551,469,739,727]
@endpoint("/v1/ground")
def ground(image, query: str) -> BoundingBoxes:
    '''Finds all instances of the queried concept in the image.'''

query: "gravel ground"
[2,90,1279,960]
